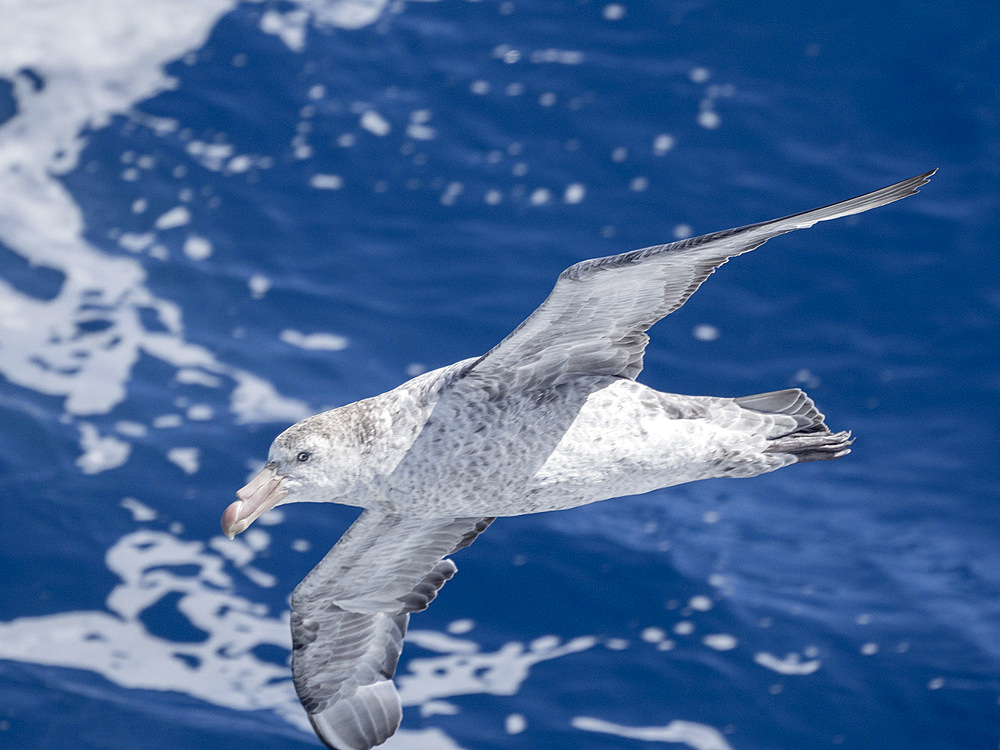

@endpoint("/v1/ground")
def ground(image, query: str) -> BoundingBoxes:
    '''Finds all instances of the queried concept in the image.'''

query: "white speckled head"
[221,401,382,537]
[267,406,375,503]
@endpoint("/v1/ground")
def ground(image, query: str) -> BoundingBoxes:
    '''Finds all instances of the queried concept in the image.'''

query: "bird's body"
[281,360,842,518]
[222,171,934,750]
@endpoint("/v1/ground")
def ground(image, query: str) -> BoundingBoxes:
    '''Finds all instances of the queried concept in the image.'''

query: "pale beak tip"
[221,499,245,539]
[221,467,288,539]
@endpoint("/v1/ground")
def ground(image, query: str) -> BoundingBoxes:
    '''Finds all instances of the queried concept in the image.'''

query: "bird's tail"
[764,428,854,462]
[735,388,853,462]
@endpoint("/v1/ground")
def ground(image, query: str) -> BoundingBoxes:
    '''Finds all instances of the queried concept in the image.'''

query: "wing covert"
[466,170,935,391]
[291,511,494,750]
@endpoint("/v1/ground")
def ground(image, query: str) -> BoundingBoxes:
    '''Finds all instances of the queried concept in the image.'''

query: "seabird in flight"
[222,170,934,749]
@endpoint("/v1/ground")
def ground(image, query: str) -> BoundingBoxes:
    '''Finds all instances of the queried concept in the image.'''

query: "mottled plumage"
[222,170,934,749]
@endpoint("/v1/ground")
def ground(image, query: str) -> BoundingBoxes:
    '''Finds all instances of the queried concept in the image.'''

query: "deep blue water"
[1,1,998,749]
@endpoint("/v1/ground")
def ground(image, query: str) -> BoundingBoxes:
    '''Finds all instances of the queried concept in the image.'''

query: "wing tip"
[777,167,938,229]
[891,167,937,198]
[559,169,938,280]
[309,679,402,750]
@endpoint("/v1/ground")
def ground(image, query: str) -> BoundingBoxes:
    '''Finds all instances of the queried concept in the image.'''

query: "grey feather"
[290,512,493,750]
[734,388,827,434]
[467,170,935,391]
[764,429,854,462]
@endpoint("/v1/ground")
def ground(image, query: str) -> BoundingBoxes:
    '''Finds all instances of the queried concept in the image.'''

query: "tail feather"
[735,388,853,463]
[735,388,827,434]
[765,429,854,463]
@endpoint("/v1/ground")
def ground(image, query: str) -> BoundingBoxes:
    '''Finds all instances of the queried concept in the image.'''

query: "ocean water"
[1,1,998,749]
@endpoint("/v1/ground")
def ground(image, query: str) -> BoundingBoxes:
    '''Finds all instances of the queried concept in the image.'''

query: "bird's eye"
[296,451,311,463]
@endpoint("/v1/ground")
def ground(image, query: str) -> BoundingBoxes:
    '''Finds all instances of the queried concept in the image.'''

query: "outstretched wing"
[290,511,494,750]
[466,171,935,391]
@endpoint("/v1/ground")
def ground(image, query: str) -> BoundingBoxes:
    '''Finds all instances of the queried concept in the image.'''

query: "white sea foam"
[76,423,132,474]
[297,0,393,32]
[406,109,436,141]
[0,528,605,742]
[702,633,738,651]
[653,133,676,155]
[420,701,460,717]
[601,4,627,21]
[753,651,822,675]
[446,618,476,635]
[155,206,192,231]
[118,231,157,253]
[693,323,720,341]
[0,0,316,425]
[381,727,465,749]
[641,626,667,643]
[406,630,481,655]
[280,329,350,351]
[248,273,272,298]
[697,110,721,130]
[361,109,392,136]
[183,235,213,260]
[309,173,345,190]
[186,403,215,421]
[121,496,158,522]
[674,620,695,635]
[564,182,586,204]
[572,716,733,750]
[689,595,714,611]
[505,713,527,734]
[530,49,584,65]
[398,634,597,705]
[530,187,552,205]
[260,8,311,51]
[167,446,201,474]
[186,140,236,171]
[0,530,305,727]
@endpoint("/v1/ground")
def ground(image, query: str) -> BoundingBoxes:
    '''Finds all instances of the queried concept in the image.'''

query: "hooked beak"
[222,462,288,539]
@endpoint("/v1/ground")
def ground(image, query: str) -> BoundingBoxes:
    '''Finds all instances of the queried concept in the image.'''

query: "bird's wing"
[465,170,935,391]
[290,511,494,750]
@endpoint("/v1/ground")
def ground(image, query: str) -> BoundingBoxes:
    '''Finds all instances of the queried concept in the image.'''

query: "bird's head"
[221,404,376,538]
